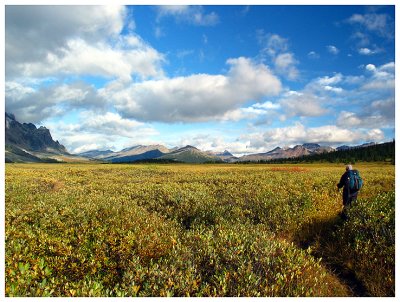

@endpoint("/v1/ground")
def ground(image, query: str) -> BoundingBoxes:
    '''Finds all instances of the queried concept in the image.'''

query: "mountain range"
[5,113,379,163]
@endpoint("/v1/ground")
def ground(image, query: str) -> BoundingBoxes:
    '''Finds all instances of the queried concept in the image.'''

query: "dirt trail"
[295,215,369,297]
[327,262,368,297]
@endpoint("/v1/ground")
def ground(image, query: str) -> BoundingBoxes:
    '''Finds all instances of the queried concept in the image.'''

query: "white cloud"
[380,62,395,71]
[6,6,128,78]
[5,81,107,123]
[336,111,362,127]
[348,13,392,37]
[362,80,395,91]
[274,53,299,80]
[11,34,165,82]
[324,86,343,93]
[221,101,280,123]
[253,101,280,110]
[261,73,347,122]
[257,32,299,80]
[279,92,328,118]
[158,5,189,15]
[316,73,343,85]
[362,62,395,90]
[5,81,35,101]
[156,5,219,26]
[47,111,158,153]
[80,111,145,135]
[263,33,288,56]
[343,75,365,85]
[365,64,376,71]
[6,6,165,83]
[6,6,394,152]
[327,45,339,55]
[177,133,246,155]
[358,47,382,55]
[242,122,385,152]
[308,51,320,59]
[337,97,394,129]
[347,13,394,54]
[221,108,265,122]
[368,97,395,125]
[358,47,376,56]
[103,57,282,123]
[351,31,370,47]
[359,48,372,55]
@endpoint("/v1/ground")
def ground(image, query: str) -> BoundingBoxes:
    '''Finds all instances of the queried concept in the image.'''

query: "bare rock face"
[5,112,68,154]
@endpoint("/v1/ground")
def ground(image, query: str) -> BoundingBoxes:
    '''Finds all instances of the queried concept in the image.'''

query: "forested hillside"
[254,141,395,164]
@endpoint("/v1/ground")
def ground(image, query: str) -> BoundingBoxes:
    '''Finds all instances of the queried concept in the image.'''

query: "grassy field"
[5,163,395,297]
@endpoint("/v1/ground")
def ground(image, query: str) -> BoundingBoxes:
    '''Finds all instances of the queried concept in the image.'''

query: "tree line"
[248,141,395,164]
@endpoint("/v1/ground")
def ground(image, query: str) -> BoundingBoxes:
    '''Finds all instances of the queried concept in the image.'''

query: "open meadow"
[5,163,395,297]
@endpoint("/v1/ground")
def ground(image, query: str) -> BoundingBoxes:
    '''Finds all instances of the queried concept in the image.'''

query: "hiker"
[337,164,363,219]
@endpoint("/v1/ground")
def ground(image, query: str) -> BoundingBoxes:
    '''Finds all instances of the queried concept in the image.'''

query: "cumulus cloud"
[156,5,219,26]
[304,73,348,96]
[257,31,299,80]
[308,51,320,59]
[331,62,394,131]
[311,74,344,94]
[327,45,339,55]
[177,133,251,156]
[253,101,280,110]
[242,122,385,152]
[337,96,394,129]
[346,12,394,53]
[47,111,158,153]
[259,73,346,122]
[351,31,370,47]
[257,59,394,132]
[5,81,107,123]
[5,6,394,152]
[348,13,393,37]
[103,57,282,123]
[6,6,165,81]
[221,101,280,123]
[279,92,328,118]
[336,111,362,127]
[324,86,343,93]
[78,111,147,136]
[221,108,266,123]
[7,6,122,75]
[316,73,343,86]
[365,64,376,72]
[362,62,395,90]
[358,47,381,55]
[20,37,164,81]
[274,53,299,80]
[260,33,288,56]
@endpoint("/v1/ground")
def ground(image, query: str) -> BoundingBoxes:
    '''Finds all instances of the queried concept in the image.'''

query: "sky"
[4,3,396,156]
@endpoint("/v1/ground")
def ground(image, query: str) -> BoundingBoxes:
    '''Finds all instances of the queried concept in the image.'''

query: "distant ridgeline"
[253,141,395,164]
[4,112,395,164]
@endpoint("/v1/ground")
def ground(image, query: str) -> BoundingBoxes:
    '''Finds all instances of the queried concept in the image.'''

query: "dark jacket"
[337,170,358,206]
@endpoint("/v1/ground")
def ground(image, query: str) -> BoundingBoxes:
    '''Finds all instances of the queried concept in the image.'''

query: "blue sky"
[5,4,396,155]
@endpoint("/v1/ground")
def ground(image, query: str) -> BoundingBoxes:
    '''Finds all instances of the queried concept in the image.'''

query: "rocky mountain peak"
[5,112,68,154]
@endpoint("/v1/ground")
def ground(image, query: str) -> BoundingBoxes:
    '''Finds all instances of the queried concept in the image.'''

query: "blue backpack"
[348,170,363,191]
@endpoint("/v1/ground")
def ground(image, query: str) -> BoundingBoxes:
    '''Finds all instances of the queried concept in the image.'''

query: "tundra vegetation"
[5,163,395,297]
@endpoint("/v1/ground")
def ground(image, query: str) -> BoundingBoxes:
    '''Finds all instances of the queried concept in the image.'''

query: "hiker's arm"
[337,173,346,188]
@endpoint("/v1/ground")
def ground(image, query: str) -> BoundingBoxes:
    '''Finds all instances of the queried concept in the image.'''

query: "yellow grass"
[5,163,395,297]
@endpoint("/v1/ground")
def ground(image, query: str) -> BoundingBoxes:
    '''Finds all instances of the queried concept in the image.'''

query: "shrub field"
[5,163,395,297]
